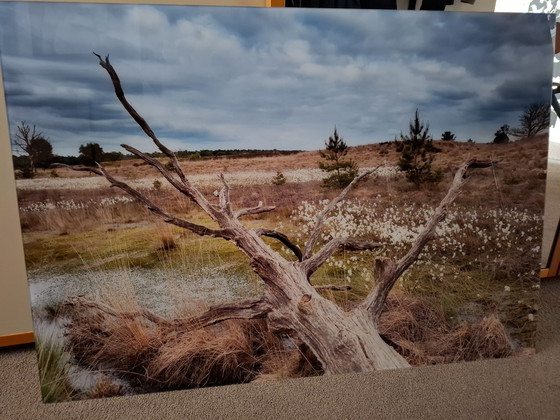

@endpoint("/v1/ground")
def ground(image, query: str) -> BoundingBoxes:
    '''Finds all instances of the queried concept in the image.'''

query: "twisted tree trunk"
[60,54,495,376]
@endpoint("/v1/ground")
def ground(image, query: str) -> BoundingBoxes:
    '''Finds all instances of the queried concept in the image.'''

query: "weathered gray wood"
[362,159,496,323]
[61,55,495,375]
[302,238,385,277]
[253,228,302,261]
[302,166,381,260]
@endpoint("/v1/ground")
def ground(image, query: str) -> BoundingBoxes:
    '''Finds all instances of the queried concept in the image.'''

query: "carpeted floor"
[1,278,559,420]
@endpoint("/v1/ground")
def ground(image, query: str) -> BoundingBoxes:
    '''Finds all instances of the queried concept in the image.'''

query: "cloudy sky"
[0,3,553,156]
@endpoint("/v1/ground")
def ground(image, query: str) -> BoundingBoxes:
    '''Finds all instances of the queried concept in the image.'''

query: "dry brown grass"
[379,292,515,366]
[65,298,321,394]
[29,134,548,182]
[66,312,164,389]
[64,289,514,394]
[18,135,548,233]
[153,220,178,251]
[436,315,514,363]
[145,320,268,389]
[87,377,124,399]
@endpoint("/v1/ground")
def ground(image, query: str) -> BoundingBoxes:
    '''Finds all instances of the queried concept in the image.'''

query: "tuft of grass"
[379,293,515,366]
[147,320,268,389]
[436,314,514,362]
[154,221,177,251]
[36,337,76,403]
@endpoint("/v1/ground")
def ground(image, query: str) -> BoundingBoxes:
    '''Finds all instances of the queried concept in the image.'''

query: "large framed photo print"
[0,2,553,402]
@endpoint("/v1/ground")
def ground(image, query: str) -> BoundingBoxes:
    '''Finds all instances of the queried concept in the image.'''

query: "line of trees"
[402,103,549,146]
[11,121,304,178]
[323,101,549,189]
[394,103,549,184]
[11,122,129,178]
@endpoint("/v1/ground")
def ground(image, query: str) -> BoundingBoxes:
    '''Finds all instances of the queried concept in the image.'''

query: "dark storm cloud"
[432,89,477,104]
[0,3,553,155]
[495,78,549,106]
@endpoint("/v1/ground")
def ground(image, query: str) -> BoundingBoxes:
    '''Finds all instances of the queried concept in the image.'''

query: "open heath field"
[17,135,547,400]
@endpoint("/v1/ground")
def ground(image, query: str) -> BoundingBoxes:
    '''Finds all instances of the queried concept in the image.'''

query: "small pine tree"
[397,110,442,186]
[319,128,358,189]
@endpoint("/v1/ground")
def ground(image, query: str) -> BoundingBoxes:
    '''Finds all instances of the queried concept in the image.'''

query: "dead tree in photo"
[13,121,53,176]
[59,54,495,376]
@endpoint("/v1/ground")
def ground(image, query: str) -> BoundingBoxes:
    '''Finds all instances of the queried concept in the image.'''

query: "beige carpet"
[1,278,559,420]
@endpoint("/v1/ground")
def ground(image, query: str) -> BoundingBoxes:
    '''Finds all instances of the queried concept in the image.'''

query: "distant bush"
[441,131,456,141]
[271,171,287,186]
[493,125,510,144]
[17,166,35,179]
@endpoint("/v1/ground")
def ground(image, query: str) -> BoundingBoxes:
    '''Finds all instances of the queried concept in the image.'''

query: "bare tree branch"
[235,202,277,219]
[302,166,381,260]
[218,174,234,216]
[65,296,270,332]
[173,298,270,330]
[52,163,104,176]
[303,237,384,277]
[93,52,187,185]
[359,257,397,323]
[392,159,494,279]
[54,164,232,239]
[65,296,172,327]
[13,121,39,152]
[254,227,303,261]
[122,144,220,220]
[361,159,497,323]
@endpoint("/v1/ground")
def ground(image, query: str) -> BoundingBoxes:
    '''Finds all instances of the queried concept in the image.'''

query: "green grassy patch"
[23,221,256,277]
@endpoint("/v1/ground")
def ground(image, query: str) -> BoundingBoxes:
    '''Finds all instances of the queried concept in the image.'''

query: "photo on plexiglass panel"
[0,2,552,402]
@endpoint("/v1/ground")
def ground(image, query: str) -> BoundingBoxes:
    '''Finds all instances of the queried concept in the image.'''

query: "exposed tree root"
[64,292,514,395]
